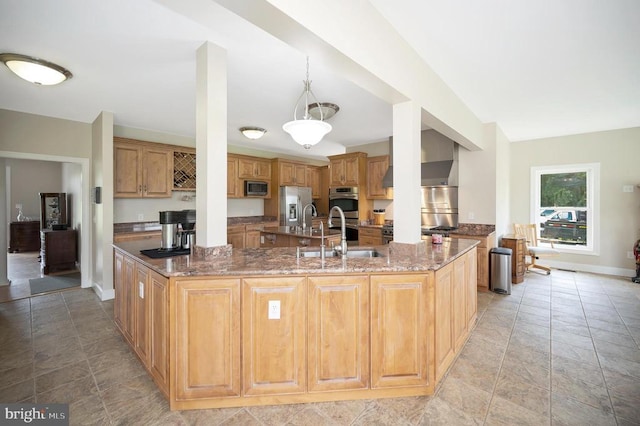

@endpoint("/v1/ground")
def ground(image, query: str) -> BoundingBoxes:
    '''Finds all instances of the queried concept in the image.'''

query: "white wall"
[7,159,63,221]
[510,127,640,275]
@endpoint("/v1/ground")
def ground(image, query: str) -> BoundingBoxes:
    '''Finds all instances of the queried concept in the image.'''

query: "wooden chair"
[513,223,559,275]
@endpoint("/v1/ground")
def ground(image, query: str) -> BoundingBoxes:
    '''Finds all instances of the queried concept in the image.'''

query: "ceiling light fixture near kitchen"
[282,57,332,149]
[0,53,72,85]
[239,126,266,140]
[308,102,339,120]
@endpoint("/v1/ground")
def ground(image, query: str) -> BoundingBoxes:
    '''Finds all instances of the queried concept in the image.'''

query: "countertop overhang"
[114,238,480,278]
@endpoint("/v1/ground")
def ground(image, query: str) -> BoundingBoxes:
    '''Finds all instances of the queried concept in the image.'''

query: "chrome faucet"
[328,206,348,258]
[302,203,317,231]
[319,221,325,261]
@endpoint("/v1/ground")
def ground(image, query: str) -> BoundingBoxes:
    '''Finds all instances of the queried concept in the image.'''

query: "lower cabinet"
[308,275,369,392]
[175,278,241,400]
[113,249,169,397]
[370,274,430,389]
[115,248,476,409]
[242,276,306,396]
[435,247,478,382]
[359,227,383,246]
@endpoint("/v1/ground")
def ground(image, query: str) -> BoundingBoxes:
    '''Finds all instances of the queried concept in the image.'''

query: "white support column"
[392,101,422,244]
[196,42,228,248]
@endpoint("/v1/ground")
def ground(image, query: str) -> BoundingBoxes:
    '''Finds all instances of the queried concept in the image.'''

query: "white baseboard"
[545,259,635,278]
[92,281,115,301]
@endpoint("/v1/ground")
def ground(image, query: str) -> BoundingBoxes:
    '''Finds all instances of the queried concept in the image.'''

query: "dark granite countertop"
[450,224,496,237]
[114,238,479,278]
[262,226,341,239]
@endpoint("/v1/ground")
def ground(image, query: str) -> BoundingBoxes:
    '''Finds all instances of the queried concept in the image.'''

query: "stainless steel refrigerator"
[280,186,313,227]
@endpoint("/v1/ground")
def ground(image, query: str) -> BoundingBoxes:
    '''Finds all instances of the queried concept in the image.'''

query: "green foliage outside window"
[540,172,586,207]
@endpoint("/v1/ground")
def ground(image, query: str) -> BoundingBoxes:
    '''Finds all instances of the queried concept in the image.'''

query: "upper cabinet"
[227,156,240,198]
[328,152,367,187]
[238,157,271,180]
[275,160,307,186]
[306,166,322,199]
[173,148,196,191]
[114,138,172,198]
[366,155,392,200]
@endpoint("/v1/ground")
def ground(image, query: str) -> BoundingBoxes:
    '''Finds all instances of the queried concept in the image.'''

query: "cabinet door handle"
[139,185,142,194]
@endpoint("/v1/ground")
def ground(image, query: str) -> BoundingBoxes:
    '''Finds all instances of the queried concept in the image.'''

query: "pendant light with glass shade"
[282,57,331,149]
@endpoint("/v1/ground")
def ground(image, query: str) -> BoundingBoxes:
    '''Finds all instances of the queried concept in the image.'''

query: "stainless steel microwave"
[244,180,269,196]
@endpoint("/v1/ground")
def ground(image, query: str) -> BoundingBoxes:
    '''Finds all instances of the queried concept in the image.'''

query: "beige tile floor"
[1,263,640,425]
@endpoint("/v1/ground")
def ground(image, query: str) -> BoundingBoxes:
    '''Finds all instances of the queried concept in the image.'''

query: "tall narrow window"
[531,163,599,254]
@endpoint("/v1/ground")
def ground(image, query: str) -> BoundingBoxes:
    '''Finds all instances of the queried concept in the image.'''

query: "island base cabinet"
[242,277,306,396]
[174,278,241,402]
[149,270,169,396]
[435,248,478,382]
[370,274,432,390]
[308,275,369,392]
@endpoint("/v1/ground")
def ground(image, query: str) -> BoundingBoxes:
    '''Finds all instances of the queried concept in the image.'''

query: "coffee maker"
[159,210,196,251]
[159,211,182,251]
[178,209,196,250]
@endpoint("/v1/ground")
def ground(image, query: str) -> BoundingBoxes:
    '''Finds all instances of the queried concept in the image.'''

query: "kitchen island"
[113,238,479,411]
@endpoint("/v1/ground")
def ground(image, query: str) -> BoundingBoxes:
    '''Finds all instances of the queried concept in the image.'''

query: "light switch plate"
[268,300,280,320]
[623,185,634,193]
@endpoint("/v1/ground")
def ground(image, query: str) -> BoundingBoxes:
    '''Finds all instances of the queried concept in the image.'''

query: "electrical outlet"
[268,300,280,320]
[623,185,634,193]
[15,204,22,209]
[468,212,475,220]
[137,213,144,221]
[628,251,635,259]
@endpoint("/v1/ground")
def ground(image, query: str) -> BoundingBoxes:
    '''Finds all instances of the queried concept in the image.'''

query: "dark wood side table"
[40,229,77,274]
[501,234,526,284]
[9,221,41,252]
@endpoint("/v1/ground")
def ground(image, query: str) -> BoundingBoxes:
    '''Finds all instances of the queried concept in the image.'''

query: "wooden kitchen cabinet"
[434,262,454,383]
[227,156,240,198]
[308,275,369,392]
[449,232,495,291]
[115,252,136,345]
[501,234,526,284]
[237,156,271,180]
[366,155,392,199]
[370,274,430,389]
[306,166,322,198]
[328,152,367,187]
[148,269,169,396]
[358,227,383,246]
[227,224,246,248]
[114,138,173,198]
[114,250,169,396]
[134,263,151,366]
[40,229,77,274]
[435,247,477,382]
[276,160,307,186]
[242,276,306,396]
[174,278,241,400]
[173,148,196,191]
[9,221,41,252]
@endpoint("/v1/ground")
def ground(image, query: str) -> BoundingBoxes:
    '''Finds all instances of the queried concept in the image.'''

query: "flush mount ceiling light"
[308,102,339,121]
[0,53,72,85]
[239,126,267,140]
[282,57,332,149]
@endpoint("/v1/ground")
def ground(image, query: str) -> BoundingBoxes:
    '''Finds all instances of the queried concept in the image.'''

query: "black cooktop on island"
[140,247,190,258]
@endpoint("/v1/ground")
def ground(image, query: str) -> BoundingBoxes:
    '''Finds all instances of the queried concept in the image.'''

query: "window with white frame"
[531,163,599,254]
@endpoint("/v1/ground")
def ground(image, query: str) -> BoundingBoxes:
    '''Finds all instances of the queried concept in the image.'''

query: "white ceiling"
[1,0,638,160]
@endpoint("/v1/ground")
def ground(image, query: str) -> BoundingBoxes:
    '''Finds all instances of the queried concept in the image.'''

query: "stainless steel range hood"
[381,129,459,187]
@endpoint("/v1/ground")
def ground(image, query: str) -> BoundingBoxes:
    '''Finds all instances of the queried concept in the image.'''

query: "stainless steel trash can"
[490,247,512,294]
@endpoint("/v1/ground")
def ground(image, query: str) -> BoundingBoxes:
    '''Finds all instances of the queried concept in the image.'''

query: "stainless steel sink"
[299,247,385,258]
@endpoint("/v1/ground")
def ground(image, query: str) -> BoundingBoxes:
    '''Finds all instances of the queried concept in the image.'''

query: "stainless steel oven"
[329,187,359,219]
[329,187,359,242]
